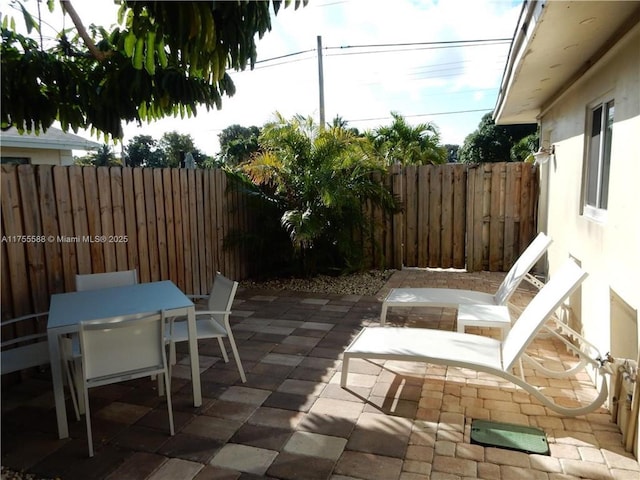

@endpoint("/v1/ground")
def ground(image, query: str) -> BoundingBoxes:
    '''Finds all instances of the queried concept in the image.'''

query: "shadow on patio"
[2,270,638,479]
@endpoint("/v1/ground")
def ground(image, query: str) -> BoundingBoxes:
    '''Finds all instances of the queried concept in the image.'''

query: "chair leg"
[83,386,94,457]
[225,333,246,383]
[217,337,229,362]
[60,337,81,421]
[169,340,177,366]
[163,369,175,436]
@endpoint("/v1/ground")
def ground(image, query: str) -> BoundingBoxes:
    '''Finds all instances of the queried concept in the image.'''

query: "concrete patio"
[2,269,639,480]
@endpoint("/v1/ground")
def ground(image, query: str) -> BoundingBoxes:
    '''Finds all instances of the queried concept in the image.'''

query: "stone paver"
[283,431,347,460]
[210,444,278,475]
[2,271,638,480]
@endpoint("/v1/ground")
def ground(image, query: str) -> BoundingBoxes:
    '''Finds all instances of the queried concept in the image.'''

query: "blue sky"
[3,0,523,155]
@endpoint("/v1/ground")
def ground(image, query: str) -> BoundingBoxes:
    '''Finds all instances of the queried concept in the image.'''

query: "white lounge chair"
[380,232,552,325]
[342,259,613,417]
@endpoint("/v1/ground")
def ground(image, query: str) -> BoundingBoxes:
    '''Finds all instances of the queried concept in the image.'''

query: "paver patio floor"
[2,269,638,479]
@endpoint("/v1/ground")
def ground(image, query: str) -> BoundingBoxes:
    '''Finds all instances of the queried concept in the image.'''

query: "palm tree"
[240,113,397,276]
[369,112,447,166]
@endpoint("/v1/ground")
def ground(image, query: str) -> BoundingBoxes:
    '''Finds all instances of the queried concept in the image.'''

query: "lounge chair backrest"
[494,232,552,305]
[501,259,587,371]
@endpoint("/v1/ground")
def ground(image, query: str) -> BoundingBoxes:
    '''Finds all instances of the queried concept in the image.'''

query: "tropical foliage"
[1,0,307,139]
[217,124,261,166]
[368,112,447,165]
[123,131,208,168]
[458,113,537,163]
[74,144,120,167]
[236,113,399,276]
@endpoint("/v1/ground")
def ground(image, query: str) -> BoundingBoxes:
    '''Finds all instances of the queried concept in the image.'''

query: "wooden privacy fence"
[0,162,538,319]
[362,162,539,272]
[1,164,250,318]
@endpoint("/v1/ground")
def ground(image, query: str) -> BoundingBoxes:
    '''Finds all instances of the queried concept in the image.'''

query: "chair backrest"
[76,269,138,292]
[501,259,588,371]
[494,232,552,305]
[79,311,166,387]
[1,312,50,375]
[207,273,239,318]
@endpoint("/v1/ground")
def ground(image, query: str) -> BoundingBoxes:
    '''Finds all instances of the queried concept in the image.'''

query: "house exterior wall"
[0,146,74,165]
[539,23,639,438]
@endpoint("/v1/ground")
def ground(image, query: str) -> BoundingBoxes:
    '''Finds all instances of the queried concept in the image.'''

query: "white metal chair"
[1,312,81,420]
[1,312,52,376]
[380,232,552,325]
[167,272,246,383]
[68,269,140,412]
[343,260,613,417]
[78,311,174,457]
[75,269,138,291]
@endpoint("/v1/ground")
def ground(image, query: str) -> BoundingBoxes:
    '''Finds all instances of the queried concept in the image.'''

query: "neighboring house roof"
[494,0,640,124]
[1,126,101,151]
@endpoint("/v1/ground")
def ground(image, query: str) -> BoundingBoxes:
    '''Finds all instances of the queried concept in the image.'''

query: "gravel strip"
[242,269,395,297]
[1,467,58,480]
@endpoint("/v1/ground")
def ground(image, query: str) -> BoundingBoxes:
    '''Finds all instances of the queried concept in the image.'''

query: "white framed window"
[583,99,614,220]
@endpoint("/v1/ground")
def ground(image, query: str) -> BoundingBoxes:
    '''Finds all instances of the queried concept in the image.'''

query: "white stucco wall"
[539,26,639,365]
[0,146,74,166]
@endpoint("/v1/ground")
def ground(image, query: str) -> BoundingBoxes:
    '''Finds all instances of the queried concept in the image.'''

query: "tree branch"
[59,0,112,61]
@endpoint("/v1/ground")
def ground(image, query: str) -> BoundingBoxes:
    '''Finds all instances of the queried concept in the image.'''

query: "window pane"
[586,106,602,207]
[599,101,614,209]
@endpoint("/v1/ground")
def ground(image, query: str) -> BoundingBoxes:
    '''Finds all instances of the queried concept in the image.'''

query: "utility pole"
[317,35,325,128]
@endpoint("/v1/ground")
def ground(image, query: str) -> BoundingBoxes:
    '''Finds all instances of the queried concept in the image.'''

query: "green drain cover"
[470,420,550,455]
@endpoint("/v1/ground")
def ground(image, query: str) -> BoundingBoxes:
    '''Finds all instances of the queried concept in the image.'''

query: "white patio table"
[47,280,200,439]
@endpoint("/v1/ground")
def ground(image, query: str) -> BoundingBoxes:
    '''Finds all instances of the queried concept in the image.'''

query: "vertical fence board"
[37,166,64,295]
[109,168,129,272]
[178,169,192,294]
[121,168,139,274]
[195,170,207,294]
[489,163,505,271]
[428,167,442,267]
[452,165,466,268]
[96,167,117,272]
[52,167,76,291]
[441,165,454,268]
[82,167,103,273]
[153,169,169,281]
[391,164,403,269]
[1,166,29,314]
[187,170,200,294]
[519,164,537,253]
[133,168,150,282]
[143,169,159,282]
[216,170,228,275]
[1,239,11,317]
[170,168,185,292]
[17,166,48,312]
[416,167,429,267]
[70,167,92,274]
[202,170,213,289]
[503,163,519,268]
[404,165,418,266]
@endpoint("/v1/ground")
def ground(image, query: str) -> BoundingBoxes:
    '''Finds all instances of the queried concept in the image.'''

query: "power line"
[253,38,510,66]
[346,108,493,124]
[325,38,512,51]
